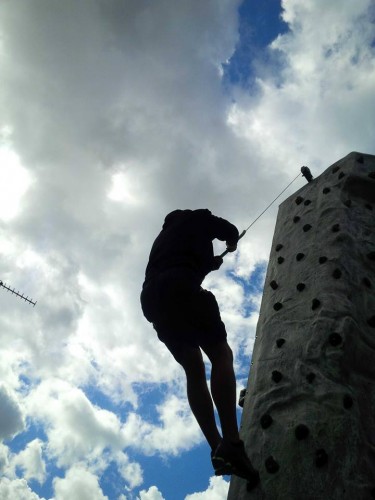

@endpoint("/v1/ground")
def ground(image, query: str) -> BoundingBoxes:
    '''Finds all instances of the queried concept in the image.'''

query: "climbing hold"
[297,283,306,292]
[277,256,285,264]
[261,414,273,429]
[344,199,352,208]
[332,224,340,232]
[315,449,328,467]
[265,456,280,474]
[306,373,316,383]
[357,155,364,163]
[293,216,301,223]
[270,280,278,290]
[276,243,283,252]
[272,371,283,383]
[238,389,246,408]
[319,256,328,264]
[369,172,375,179]
[343,395,353,409]
[295,196,304,205]
[367,251,375,261]
[273,302,283,311]
[332,166,340,173]
[332,269,342,279]
[295,424,309,440]
[246,476,260,492]
[323,187,331,194]
[303,224,312,232]
[312,298,321,310]
[363,277,372,288]
[365,204,373,210]
[276,338,286,348]
[368,316,375,328]
[304,199,311,206]
[296,253,305,261]
[329,333,342,346]
[338,172,345,180]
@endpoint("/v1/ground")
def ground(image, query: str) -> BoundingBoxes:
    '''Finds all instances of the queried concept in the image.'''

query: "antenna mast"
[0,280,37,306]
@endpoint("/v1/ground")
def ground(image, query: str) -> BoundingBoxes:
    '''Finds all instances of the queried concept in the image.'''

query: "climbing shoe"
[211,440,260,487]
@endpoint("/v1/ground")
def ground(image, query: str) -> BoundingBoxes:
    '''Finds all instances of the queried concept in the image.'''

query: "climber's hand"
[226,242,237,252]
[212,256,224,270]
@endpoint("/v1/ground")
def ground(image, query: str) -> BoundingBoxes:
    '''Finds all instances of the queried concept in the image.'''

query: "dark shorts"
[140,269,227,362]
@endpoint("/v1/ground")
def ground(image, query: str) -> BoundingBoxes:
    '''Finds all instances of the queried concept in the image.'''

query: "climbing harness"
[220,166,312,258]
[0,280,37,306]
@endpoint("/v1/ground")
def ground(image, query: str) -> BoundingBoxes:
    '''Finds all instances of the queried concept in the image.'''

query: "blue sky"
[0,0,374,499]
[223,0,288,88]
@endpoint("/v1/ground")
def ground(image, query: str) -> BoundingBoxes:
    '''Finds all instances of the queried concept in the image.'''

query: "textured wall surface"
[228,152,375,500]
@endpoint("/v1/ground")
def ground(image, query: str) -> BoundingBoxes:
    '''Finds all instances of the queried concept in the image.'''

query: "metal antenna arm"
[0,280,37,306]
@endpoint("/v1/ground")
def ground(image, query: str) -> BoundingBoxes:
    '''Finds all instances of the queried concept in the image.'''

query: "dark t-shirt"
[143,209,239,286]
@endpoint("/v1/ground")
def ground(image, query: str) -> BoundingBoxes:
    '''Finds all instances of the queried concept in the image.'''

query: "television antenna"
[0,280,37,306]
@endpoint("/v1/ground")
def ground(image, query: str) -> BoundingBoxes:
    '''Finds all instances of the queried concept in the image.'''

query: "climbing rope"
[220,167,311,258]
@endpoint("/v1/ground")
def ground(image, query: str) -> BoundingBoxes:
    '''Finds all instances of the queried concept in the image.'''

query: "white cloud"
[0,385,24,440]
[24,378,144,491]
[230,0,375,173]
[137,485,166,500]
[26,379,125,467]
[122,393,202,456]
[203,269,261,362]
[115,451,143,489]
[185,476,229,500]
[53,466,108,500]
[108,169,145,206]
[0,443,9,475]
[0,478,45,500]
[9,439,46,484]
[0,0,255,414]
[0,148,32,221]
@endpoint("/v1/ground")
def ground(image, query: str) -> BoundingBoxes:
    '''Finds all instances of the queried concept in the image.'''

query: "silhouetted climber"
[141,209,259,487]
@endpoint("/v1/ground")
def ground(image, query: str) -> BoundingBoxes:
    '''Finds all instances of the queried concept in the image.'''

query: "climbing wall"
[228,152,375,500]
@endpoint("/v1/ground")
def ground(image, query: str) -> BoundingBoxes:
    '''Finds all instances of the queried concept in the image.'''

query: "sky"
[0,0,374,499]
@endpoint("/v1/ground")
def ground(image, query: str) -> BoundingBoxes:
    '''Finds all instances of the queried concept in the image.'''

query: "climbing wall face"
[228,152,375,500]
